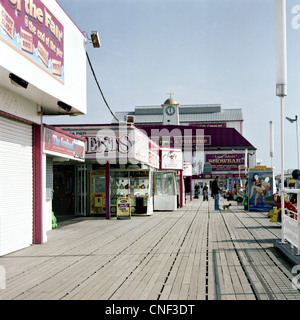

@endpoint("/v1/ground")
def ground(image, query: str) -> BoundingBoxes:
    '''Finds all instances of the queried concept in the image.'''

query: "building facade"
[0,0,87,255]
[113,97,256,193]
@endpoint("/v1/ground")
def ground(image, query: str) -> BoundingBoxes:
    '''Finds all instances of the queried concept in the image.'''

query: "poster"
[248,166,274,212]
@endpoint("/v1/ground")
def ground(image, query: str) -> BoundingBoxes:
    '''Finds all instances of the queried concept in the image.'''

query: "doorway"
[53,165,75,216]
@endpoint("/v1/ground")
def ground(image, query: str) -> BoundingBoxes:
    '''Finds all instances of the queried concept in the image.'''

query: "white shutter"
[46,157,53,200]
[0,116,33,256]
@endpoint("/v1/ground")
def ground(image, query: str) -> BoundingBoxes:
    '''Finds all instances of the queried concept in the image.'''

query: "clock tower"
[162,92,180,125]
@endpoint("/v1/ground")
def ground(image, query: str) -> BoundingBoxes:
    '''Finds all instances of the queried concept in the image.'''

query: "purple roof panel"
[135,125,256,150]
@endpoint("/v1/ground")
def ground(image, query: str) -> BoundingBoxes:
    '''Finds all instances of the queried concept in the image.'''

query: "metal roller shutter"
[46,157,53,201]
[0,116,33,256]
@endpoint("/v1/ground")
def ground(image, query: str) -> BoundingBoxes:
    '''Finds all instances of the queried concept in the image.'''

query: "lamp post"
[269,121,274,168]
[286,115,300,169]
[275,0,287,243]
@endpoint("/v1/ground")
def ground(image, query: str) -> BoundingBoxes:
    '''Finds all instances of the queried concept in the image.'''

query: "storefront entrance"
[53,165,75,216]
[75,164,88,216]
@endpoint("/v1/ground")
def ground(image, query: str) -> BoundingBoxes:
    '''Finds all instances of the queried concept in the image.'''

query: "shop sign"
[0,0,64,83]
[132,129,149,164]
[160,148,183,170]
[67,126,159,167]
[150,135,211,148]
[44,127,85,160]
[148,140,159,169]
[117,197,131,219]
[183,161,192,176]
[206,154,245,172]
[190,123,226,129]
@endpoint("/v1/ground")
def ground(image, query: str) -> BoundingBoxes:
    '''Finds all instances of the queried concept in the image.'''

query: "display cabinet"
[110,171,130,213]
[153,171,177,211]
[110,169,152,215]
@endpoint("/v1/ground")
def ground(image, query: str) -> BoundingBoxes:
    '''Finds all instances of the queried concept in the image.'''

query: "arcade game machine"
[90,170,106,214]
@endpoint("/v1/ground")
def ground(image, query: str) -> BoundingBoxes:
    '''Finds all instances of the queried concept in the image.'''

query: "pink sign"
[0,0,64,83]
[44,127,85,160]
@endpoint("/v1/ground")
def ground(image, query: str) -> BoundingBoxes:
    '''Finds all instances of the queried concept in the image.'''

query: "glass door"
[75,164,88,216]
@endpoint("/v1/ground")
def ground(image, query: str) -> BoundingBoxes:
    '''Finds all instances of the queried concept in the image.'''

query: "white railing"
[282,188,300,255]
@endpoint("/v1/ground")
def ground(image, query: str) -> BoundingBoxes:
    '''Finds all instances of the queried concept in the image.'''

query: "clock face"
[165,106,175,116]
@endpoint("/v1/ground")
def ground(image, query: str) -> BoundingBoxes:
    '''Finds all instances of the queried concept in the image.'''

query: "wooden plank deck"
[0,197,300,300]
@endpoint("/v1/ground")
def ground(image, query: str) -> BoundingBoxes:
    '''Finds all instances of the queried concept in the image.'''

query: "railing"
[282,188,300,255]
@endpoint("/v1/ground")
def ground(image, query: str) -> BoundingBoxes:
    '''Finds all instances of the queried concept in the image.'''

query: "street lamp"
[286,115,300,169]
[275,0,287,243]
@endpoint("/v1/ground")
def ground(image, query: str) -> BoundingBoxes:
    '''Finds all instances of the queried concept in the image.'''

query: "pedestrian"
[295,173,300,189]
[194,182,199,199]
[203,183,208,201]
[211,176,221,210]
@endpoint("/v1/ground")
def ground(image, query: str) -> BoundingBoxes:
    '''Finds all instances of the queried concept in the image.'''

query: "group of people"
[194,176,221,210]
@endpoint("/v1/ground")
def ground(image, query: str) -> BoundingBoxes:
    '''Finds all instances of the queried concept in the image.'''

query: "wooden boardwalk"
[0,197,300,300]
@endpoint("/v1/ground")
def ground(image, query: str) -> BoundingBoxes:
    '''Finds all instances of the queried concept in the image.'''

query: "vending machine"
[90,170,106,214]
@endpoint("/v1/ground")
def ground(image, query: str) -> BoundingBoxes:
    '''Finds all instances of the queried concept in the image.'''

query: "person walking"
[203,183,208,201]
[194,183,200,199]
[211,176,221,210]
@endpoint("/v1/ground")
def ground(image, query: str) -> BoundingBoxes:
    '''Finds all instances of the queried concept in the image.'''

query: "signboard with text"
[0,0,64,83]
[117,197,131,219]
[65,126,160,167]
[44,127,85,161]
[206,154,245,172]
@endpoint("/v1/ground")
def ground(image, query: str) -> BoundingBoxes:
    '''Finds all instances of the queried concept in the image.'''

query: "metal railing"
[282,188,300,255]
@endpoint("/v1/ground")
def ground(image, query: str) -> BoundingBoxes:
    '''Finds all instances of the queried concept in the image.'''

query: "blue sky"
[45,0,300,176]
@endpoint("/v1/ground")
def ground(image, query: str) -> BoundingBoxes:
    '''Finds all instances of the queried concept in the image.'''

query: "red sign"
[44,127,85,160]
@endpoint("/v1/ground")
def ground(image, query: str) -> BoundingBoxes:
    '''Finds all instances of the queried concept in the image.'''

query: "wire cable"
[86,51,119,122]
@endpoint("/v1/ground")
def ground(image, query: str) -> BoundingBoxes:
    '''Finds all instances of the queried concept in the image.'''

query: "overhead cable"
[86,51,119,122]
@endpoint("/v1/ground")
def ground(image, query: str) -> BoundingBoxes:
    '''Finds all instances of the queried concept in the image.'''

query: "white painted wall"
[0,0,87,114]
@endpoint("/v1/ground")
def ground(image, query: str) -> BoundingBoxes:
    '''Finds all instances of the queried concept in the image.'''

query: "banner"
[0,0,64,83]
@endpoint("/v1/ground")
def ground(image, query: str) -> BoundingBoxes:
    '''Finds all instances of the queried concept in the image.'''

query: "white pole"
[275,0,287,243]
[275,0,287,88]
[296,117,300,169]
[280,97,286,242]
[244,148,248,174]
[270,121,274,167]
